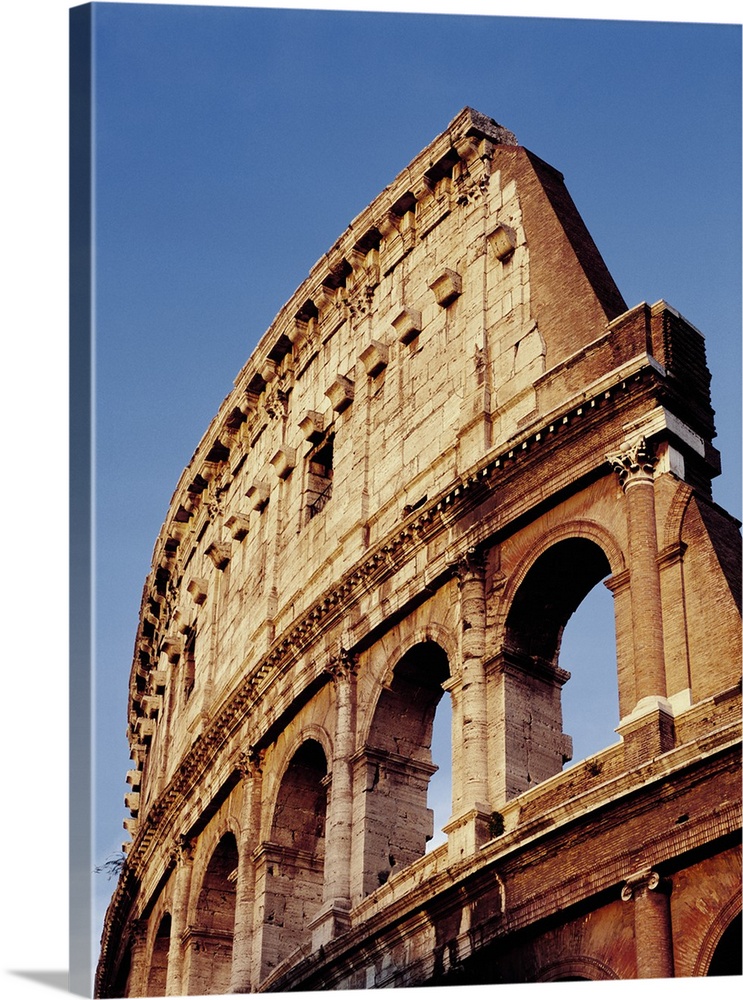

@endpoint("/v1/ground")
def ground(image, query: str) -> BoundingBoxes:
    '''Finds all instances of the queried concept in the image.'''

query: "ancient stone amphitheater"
[96,108,741,996]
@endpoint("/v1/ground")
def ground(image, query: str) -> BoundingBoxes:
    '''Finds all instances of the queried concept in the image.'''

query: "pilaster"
[311,650,357,949]
[126,919,150,999]
[164,836,194,996]
[446,550,492,862]
[229,749,264,994]
[610,437,674,761]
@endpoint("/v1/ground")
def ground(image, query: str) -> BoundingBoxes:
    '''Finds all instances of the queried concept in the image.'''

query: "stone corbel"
[123,817,139,838]
[359,340,389,377]
[124,791,140,815]
[269,446,296,480]
[134,717,155,742]
[245,481,270,511]
[325,375,355,413]
[487,222,517,261]
[299,410,326,443]
[205,540,231,570]
[186,577,208,605]
[429,268,462,307]
[224,512,250,541]
[377,209,401,240]
[391,307,422,345]
[161,632,184,662]
[141,693,162,718]
[260,359,279,384]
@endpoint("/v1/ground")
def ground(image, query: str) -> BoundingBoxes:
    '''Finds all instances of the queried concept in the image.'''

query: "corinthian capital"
[236,746,263,780]
[608,436,657,491]
[452,546,486,586]
[326,647,359,681]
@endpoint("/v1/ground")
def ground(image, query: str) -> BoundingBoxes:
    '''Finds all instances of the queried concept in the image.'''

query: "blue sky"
[92,0,742,982]
[2,2,741,997]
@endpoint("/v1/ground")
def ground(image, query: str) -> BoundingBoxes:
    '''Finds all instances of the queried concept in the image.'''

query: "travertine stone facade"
[97,108,741,996]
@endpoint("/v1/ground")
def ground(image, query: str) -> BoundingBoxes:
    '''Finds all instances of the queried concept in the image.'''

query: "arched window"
[559,572,618,765]
[187,833,238,995]
[361,641,450,890]
[708,911,742,976]
[502,538,613,794]
[146,913,170,996]
[260,740,328,975]
[427,690,452,852]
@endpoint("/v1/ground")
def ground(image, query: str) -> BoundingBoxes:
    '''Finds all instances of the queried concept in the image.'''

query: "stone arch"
[186,831,239,995]
[536,955,620,981]
[504,536,612,667]
[258,738,329,978]
[694,893,742,976]
[146,913,171,996]
[491,533,616,797]
[498,519,624,639]
[662,479,694,552]
[264,724,332,824]
[358,640,451,895]
[370,623,458,704]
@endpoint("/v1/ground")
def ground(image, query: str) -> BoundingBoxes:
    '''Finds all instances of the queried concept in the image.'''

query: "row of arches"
[115,489,740,994]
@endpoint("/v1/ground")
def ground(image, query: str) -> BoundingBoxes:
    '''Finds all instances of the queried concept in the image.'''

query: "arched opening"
[427,690,452,852]
[146,913,171,996]
[361,641,450,889]
[260,739,328,975]
[187,833,238,996]
[708,911,742,976]
[502,538,613,795]
[559,578,619,765]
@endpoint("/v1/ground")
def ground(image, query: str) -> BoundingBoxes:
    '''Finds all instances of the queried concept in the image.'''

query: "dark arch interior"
[271,739,328,851]
[188,833,239,995]
[146,913,172,997]
[708,911,742,976]
[362,641,451,889]
[506,538,611,663]
[370,641,450,763]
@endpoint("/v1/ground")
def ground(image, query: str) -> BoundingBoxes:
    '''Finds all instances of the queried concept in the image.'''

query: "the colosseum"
[95,107,742,996]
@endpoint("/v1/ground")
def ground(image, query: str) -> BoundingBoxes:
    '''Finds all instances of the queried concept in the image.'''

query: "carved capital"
[169,834,194,868]
[130,918,148,948]
[236,746,263,780]
[205,541,231,570]
[452,546,486,585]
[263,379,289,420]
[621,866,669,901]
[609,436,657,491]
[326,647,359,681]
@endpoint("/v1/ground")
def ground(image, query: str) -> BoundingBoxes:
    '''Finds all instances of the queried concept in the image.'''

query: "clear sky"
[3,2,741,997]
[90,0,742,984]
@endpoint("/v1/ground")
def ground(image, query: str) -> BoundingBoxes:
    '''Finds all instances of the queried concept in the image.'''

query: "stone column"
[610,437,666,702]
[229,749,263,994]
[126,918,150,998]
[621,867,674,978]
[310,650,357,949]
[445,550,492,861]
[611,438,674,761]
[165,836,194,996]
